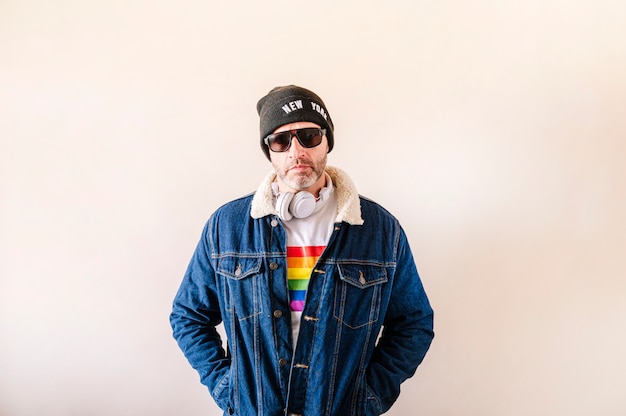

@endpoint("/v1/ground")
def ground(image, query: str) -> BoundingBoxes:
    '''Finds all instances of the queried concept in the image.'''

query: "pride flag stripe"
[290,300,306,311]
[288,279,310,291]
[288,268,313,280]
[287,256,318,268]
[287,246,325,257]
[287,245,325,312]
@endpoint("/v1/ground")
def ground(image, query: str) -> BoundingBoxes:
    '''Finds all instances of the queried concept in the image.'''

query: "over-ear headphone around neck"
[272,174,334,221]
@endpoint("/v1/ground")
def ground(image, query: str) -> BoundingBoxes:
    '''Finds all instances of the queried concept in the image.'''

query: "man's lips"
[288,164,311,172]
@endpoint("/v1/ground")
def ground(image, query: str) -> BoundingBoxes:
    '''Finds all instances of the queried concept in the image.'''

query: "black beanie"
[257,85,334,160]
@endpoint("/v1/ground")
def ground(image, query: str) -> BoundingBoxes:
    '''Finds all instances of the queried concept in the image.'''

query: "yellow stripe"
[288,267,312,280]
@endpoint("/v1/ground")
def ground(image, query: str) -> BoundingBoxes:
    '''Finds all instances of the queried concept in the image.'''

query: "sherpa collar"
[250,166,364,225]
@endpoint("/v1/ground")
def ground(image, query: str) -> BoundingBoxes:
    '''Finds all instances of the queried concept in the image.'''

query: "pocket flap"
[217,256,262,280]
[337,263,387,288]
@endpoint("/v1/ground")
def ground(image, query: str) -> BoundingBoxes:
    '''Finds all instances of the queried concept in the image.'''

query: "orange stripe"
[287,256,318,268]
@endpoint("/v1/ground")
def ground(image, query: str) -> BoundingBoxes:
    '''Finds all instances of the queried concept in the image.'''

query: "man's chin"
[286,181,315,192]
[283,175,316,191]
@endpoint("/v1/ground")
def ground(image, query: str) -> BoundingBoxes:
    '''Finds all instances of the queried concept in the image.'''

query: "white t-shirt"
[278,177,337,346]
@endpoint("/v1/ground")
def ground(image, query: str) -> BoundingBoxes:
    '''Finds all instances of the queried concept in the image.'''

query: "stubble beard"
[275,154,327,192]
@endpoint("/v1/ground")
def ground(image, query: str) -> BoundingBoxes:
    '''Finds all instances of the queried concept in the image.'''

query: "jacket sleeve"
[169,220,231,410]
[365,227,434,413]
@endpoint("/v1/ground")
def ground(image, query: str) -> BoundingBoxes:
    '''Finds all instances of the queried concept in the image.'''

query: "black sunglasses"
[263,127,326,153]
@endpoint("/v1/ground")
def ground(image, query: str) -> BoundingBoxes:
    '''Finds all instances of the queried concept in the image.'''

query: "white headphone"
[272,175,334,221]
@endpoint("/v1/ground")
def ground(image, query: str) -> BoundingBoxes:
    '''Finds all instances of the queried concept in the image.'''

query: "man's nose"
[287,134,306,157]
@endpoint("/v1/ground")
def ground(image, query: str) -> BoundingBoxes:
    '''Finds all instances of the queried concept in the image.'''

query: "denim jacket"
[170,166,434,416]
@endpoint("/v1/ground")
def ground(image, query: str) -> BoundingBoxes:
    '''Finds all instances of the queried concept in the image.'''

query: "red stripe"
[287,246,325,257]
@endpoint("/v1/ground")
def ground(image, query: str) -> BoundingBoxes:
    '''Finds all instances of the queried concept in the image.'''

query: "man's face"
[269,121,329,194]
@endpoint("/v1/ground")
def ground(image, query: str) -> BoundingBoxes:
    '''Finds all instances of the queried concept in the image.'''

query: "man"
[170,85,434,416]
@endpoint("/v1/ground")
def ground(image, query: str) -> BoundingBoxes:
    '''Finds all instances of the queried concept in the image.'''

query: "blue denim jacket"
[170,167,434,416]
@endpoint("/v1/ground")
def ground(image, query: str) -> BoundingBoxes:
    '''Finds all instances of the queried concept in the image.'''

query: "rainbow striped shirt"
[287,245,325,312]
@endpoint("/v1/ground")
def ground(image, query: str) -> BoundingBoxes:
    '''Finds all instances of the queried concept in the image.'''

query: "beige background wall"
[1,1,625,415]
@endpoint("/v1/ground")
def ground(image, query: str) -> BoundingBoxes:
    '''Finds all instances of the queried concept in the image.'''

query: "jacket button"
[278,358,288,366]
[269,262,278,270]
[273,310,283,318]
[271,219,279,227]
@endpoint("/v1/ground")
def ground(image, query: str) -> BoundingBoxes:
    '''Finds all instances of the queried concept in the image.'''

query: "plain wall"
[1,1,625,415]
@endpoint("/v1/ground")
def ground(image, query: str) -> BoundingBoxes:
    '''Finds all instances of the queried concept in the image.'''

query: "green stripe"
[288,279,310,290]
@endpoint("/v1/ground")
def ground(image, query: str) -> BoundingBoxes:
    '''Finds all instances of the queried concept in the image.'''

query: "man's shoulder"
[358,195,397,221]
[212,192,255,219]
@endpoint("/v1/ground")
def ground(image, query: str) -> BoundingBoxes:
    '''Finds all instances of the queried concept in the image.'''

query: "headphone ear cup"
[290,191,316,219]
[275,191,317,221]
[275,192,294,221]
[318,185,333,201]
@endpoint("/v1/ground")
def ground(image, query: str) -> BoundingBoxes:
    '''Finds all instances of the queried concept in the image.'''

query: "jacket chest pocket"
[217,256,264,321]
[333,263,388,329]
